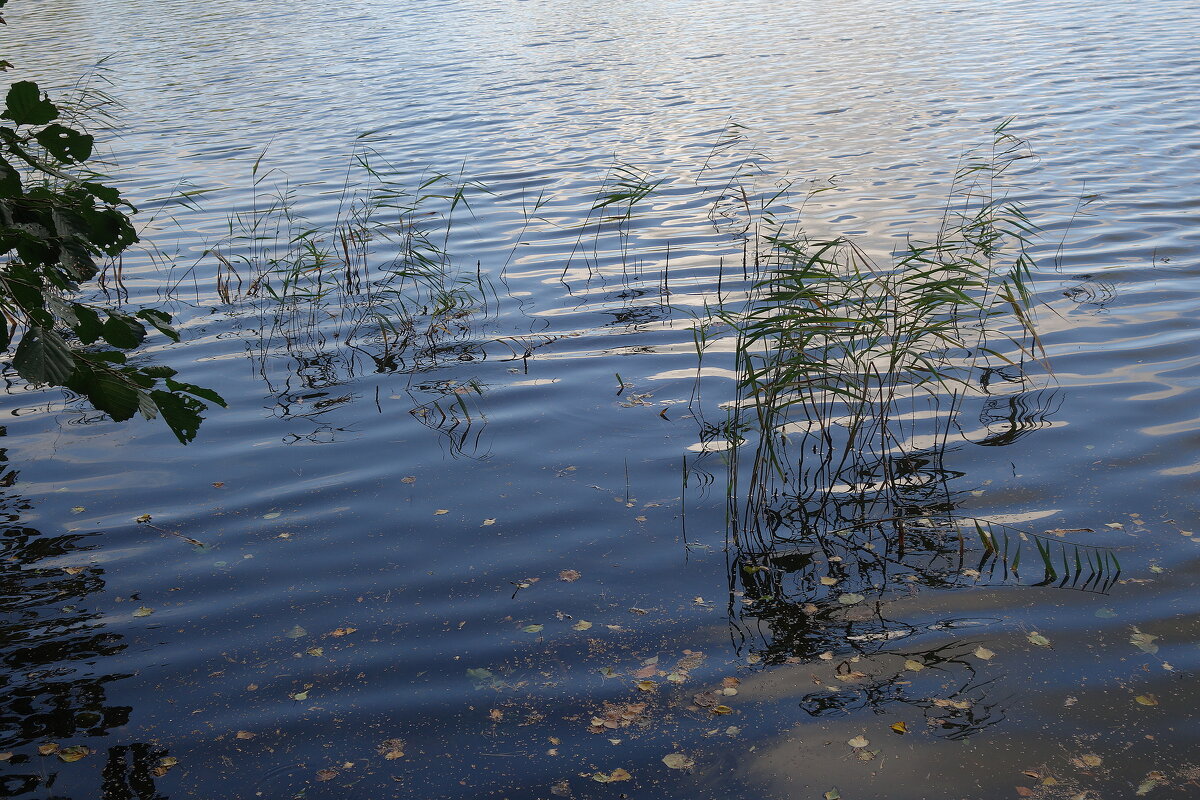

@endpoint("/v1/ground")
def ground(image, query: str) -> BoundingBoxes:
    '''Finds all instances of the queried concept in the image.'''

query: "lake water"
[4,1,1200,798]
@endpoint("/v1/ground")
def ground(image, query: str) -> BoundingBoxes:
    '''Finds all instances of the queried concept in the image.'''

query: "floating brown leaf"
[558,569,582,582]
[662,753,694,770]
[57,745,91,763]
[316,769,338,782]
[378,738,406,760]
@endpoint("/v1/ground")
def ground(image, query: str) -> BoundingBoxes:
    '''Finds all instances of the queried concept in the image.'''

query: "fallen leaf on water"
[932,698,971,710]
[838,593,865,605]
[629,607,648,615]
[212,482,225,488]
[235,731,255,740]
[1105,522,1124,529]
[306,646,324,657]
[891,721,908,734]
[592,768,631,783]
[135,514,152,524]
[820,576,839,586]
[855,748,878,762]
[974,646,996,661]
[712,704,733,715]
[316,769,338,782]
[523,624,544,633]
[558,569,582,582]
[847,735,869,748]
[62,567,85,575]
[722,676,740,689]
[38,743,60,756]
[263,512,281,520]
[70,506,85,513]
[904,659,925,672]
[1027,632,1051,647]
[378,738,405,759]
[1136,771,1167,795]
[290,690,309,701]
[150,756,178,777]
[819,651,834,661]
[550,780,571,797]
[1135,693,1159,706]
[133,607,154,618]
[635,680,656,692]
[0,752,11,761]
[1070,754,1103,768]
[662,753,694,770]
[434,509,449,516]
[667,672,687,684]
[573,620,592,631]
[482,519,496,526]
[58,745,91,763]
[489,709,504,722]
[285,625,307,639]
[400,476,416,484]
[1130,629,1159,655]
[330,627,357,637]
[961,569,981,578]
[803,603,819,614]
[824,791,842,800]
[1015,787,1036,798]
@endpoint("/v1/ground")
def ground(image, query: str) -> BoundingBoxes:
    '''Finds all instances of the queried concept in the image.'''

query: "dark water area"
[3,1,1200,798]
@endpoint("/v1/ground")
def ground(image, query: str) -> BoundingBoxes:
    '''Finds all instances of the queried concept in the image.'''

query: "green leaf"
[135,308,180,342]
[70,364,140,422]
[71,303,103,344]
[151,389,205,444]
[165,377,227,408]
[2,81,58,125]
[34,123,93,163]
[101,313,146,349]
[0,153,20,197]
[82,180,122,206]
[13,325,74,385]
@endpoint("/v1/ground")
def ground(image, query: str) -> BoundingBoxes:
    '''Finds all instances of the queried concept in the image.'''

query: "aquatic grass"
[698,121,1120,635]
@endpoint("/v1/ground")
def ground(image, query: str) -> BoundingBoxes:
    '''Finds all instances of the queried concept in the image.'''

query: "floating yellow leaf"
[847,735,869,748]
[824,791,842,800]
[290,690,309,701]
[712,705,733,715]
[62,566,85,575]
[135,514,152,524]
[306,646,324,657]
[133,606,154,617]
[572,620,592,631]
[235,731,255,740]
[592,768,631,783]
[38,743,59,756]
[482,518,496,526]
[434,509,448,515]
[662,753,694,770]
[974,646,996,661]
[1130,629,1159,655]
[838,593,865,605]
[378,738,405,760]
[890,721,908,734]
[904,659,925,672]
[522,624,544,633]
[635,680,656,692]
[330,627,357,637]
[820,576,838,586]
[1027,632,1051,647]
[1134,693,1159,706]
[58,745,91,763]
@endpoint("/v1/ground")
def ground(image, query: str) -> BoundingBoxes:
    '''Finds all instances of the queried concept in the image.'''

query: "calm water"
[4,1,1200,798]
